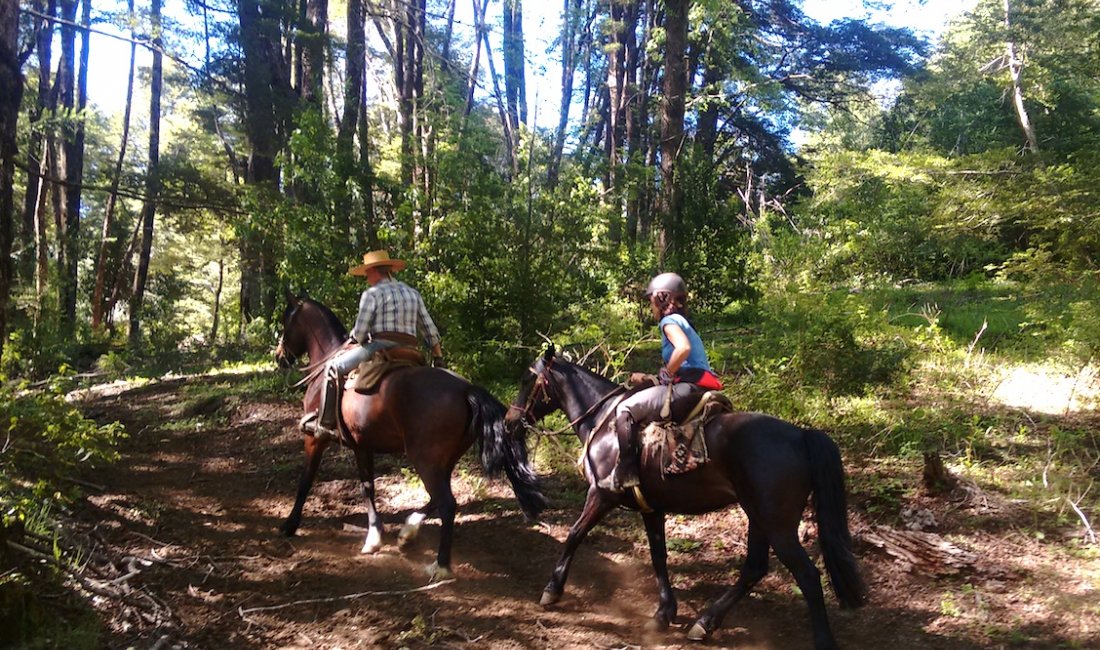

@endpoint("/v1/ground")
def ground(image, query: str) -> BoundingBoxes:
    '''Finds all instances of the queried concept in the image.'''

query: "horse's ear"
[285,287,300,307]
[543,344,555,361]
[300,288,311,300]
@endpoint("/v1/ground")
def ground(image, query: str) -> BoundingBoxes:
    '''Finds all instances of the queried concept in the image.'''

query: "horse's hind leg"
[540,487,614,606]
[415,468,457,583]
[688,521,770,641]
[352,447,384,554]
[641,511,677,631]
[770,530,836,650]
[280,434,330,536]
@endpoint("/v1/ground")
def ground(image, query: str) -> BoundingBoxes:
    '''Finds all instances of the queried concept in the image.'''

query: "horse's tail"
[805,428,867,609]
[467,385,547,521]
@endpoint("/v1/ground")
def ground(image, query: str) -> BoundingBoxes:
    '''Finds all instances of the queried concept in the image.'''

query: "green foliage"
[0,381,125,530]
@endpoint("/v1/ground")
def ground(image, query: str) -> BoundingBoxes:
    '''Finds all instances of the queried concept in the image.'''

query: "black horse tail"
[467,385,547,521]
[805,428,867,609]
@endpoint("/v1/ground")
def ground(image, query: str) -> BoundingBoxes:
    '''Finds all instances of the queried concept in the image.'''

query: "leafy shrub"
[0,379,125,530]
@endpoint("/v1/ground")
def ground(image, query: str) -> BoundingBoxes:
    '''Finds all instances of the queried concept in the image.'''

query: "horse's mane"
[303,298,349,340]
[552,352,618,392]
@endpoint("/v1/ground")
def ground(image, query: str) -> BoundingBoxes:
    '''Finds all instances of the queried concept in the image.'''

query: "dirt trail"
[74,374,1098,649]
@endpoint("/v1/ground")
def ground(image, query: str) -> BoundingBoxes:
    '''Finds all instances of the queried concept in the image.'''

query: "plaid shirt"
[350,278,441,348]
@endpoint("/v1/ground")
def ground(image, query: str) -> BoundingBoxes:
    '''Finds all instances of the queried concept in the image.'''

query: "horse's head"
[274,290,349,369]
[506,345,563,428]
[274,290,307,368]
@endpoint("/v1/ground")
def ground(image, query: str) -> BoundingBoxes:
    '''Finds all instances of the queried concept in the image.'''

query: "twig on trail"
[236,579,457,619]
[1067,491,1097,545]
[128,530,173,547]
[61,476,108,492]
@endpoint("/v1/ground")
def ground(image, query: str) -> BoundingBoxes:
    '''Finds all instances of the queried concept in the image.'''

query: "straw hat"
[348,250,407,276]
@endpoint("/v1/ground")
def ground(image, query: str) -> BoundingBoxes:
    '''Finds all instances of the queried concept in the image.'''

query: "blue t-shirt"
[659,313,711,373]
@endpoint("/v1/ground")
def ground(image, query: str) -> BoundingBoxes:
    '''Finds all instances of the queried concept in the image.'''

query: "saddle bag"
[351,346,426,393]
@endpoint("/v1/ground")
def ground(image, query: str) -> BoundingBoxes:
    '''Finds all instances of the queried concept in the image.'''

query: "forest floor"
[68,371,1099,650]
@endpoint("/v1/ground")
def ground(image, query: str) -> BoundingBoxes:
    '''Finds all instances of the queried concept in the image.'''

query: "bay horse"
[506,346,866,649]
[274,292,545,581]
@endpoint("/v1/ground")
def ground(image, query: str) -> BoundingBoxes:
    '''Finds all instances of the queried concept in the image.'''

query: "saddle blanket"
[640,391,732,477]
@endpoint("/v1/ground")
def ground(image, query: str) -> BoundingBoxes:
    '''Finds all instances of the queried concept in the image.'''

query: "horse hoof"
[279,522,298,537]
[646,615,671,632]
[398,513,427,550]
[539,589,562,607]
[397,525,418,550]
[687,622,709,641]
[360,528,383,554]
[425,561,454,583]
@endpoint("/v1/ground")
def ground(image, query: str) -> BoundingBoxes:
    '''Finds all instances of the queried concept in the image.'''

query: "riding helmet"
[645,272,686,298]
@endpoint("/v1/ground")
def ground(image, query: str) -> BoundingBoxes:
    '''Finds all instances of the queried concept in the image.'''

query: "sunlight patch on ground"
[990,364,1099,414]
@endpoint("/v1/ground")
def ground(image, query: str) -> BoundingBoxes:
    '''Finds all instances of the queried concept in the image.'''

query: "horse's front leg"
[353,447,384,554]
[641,510,677,631]
[540,486,614,606]
[280,433,330,536]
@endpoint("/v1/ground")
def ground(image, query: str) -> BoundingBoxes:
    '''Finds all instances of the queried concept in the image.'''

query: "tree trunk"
[91,0,137,331]
[481,19,517,174]
[548,0,583,188]
[1003,0,1039,153]
[129,0,162,347]
[657,0,688,268]
[335,0,364,245]
[20,0,54,283]
[0,0,23,359]
[299,0,327,105]
[237,0,291,325]
[503,0,526,132]
[463,0,491,119]
[55,0,81,325]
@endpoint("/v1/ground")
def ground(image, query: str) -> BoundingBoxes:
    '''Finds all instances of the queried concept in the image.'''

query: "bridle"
[510,356,626,436]
[510,357,559,424]
[275,300,350,388]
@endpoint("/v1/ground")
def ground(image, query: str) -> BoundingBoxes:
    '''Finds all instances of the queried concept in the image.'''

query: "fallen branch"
[237,579,457,618]
[862,526,977,575]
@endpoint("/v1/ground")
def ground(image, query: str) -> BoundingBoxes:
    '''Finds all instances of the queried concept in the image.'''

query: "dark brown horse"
[506,346,865,649]
[274,293,545,581]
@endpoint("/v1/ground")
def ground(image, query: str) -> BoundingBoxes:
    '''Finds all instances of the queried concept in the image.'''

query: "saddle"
[349,346,426,393]
[640,390,733,477]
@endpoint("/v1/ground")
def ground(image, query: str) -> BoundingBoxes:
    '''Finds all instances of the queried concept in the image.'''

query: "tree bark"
[91,0,137,331]
[657,0,688,267]
[129,0,162,347]
[0,0,23,359]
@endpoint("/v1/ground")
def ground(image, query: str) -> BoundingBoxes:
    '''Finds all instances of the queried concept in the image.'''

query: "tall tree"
[0,0,22,359]
[54,0,85,325]
[129,0,163,346]
[91,0,137,331]
[237,0,293,324]
[657,0,688,267]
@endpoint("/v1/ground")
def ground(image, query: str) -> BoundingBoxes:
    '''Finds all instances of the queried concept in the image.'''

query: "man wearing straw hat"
[309,250,444,442]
